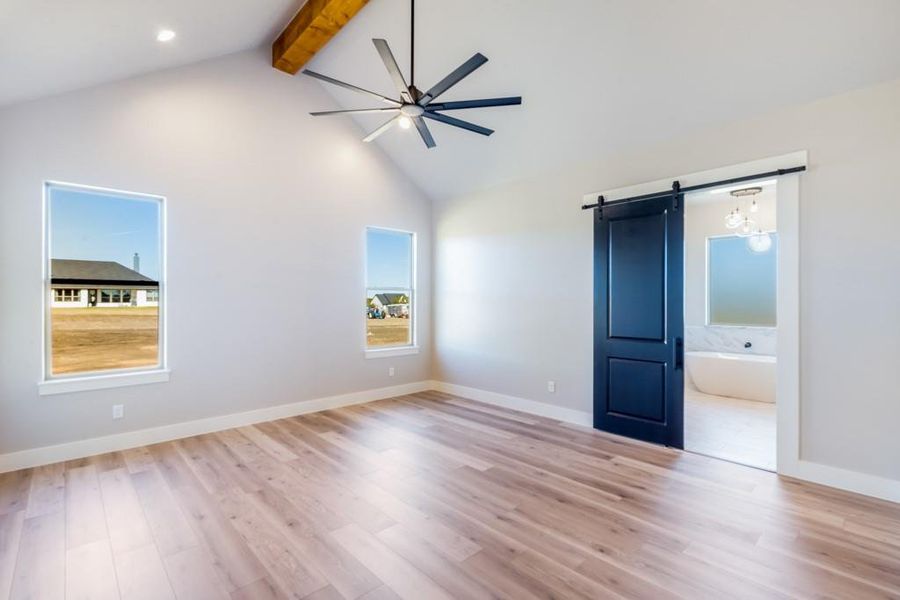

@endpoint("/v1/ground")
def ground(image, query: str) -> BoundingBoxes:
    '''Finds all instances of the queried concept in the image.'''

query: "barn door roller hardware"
[582,166,807,214]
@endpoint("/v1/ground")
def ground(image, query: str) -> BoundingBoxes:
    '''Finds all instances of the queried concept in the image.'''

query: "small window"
[366,228,414,349]
[54,288,81,303]
[707,234,777,327]
[45,183,164,377]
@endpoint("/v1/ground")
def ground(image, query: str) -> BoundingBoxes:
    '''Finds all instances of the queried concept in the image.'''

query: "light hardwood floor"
[685,390,776,471]
[1,391,898,599]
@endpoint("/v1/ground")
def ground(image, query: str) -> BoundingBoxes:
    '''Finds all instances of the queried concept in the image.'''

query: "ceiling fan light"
[398,116,412,129]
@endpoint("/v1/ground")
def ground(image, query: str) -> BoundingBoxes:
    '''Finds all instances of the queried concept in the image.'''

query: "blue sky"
[50,187,160,280]
[367,228,412,290]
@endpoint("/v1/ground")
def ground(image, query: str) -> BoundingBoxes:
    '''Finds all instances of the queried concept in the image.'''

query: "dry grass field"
[51,307,159,374]
[366,316,411,347]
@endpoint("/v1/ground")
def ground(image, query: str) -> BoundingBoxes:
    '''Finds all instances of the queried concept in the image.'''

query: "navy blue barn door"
[593,191,684,448]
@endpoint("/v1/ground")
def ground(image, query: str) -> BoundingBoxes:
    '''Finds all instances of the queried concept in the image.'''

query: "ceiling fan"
[303,0,522,149]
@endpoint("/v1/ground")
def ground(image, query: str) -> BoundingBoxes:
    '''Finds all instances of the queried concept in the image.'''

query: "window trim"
[54,288,81,302]
[705,231,778,329]
[40,181,169,394]
[364,226,417,358]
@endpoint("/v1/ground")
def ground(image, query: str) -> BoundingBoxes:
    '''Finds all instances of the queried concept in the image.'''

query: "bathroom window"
[707,234,777,327]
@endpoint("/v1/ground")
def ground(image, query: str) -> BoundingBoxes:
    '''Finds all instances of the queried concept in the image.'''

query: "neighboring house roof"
[371,293,409,306]
[51,259,158,287]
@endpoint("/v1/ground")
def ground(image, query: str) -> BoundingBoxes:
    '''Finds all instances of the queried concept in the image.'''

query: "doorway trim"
[583,151,805,477]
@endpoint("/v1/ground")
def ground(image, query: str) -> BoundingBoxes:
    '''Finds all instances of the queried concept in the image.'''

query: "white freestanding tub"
[686,351,776,403]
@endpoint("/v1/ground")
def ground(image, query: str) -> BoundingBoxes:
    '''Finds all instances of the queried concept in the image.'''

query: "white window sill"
[38,369,170,396]
[365,346,419,359]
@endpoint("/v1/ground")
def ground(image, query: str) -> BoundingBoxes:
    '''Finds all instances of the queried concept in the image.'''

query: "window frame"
[364,226,418,358]
[705,231,778,328]
[39,181,169,395]
[54,288,80,303]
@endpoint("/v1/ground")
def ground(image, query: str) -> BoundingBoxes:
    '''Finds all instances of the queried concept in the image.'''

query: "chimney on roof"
[133,252,140,274]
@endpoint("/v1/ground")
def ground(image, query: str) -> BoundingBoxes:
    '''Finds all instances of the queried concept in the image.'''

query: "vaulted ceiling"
[4,0,900,201]
[0,0,303,105]
[305,0,900,199]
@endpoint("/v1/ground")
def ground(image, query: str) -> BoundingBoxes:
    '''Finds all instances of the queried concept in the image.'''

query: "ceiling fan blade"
[302,69,401,106]
[423,111,493,136]
[427,96,522,111]
[310,108,400,116]
[363,116,400,143]
[418,53,488,105]
[413,117,436,149]
[372,39,413,103]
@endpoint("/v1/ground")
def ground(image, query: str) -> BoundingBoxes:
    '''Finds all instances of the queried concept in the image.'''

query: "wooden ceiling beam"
[272,0,370,75]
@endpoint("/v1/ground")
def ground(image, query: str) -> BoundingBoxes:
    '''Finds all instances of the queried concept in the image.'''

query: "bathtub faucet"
[744,341,752,349]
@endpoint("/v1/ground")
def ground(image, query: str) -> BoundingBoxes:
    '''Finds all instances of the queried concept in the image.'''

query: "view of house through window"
[366,228,414,348]
[707,233,778,327]
[46,183,163,376]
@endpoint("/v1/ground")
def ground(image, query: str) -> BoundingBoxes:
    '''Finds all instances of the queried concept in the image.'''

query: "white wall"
[433,77,900,483]
[0,49,432,455]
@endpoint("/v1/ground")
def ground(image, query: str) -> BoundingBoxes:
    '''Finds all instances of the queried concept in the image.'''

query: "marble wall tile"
[685,325,776,356]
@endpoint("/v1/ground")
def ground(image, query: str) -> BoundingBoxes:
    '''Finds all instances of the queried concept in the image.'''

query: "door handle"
[674,337,684,369]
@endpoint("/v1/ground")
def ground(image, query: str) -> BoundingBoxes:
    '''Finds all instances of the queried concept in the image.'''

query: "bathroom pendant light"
[736,216,756,237]
[725,208,743,229]
[748,229,773,253]
[726,186,763,230]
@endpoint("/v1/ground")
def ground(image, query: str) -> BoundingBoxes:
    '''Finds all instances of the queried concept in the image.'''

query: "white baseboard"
[5,378,898,505]
[781,458,900,504]
[0,380,432,473]
[430,381,593,426]
[433,381,900,504]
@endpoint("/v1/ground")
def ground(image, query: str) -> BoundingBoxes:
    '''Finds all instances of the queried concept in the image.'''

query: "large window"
[708,233,777,327]
[45,182,164,378]
[366,228,414,350]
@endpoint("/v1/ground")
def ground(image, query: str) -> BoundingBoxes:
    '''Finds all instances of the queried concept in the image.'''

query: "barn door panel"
[593,193,684,447]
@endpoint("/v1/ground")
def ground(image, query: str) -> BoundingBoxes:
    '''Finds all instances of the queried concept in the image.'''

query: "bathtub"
[686,351,776,403]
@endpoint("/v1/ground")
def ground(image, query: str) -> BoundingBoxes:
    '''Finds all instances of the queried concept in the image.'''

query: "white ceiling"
[3,1,900,201]
[306,0,900,200]
[0,0,303,106]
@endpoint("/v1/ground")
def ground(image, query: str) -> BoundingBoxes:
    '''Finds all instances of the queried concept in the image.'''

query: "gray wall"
[0,49,432,455]
[433,77,900,482]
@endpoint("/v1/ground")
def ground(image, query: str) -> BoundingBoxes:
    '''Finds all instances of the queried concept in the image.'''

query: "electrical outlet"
[388,367,395,377]
[112,404,124,420]
[547,380,556,393]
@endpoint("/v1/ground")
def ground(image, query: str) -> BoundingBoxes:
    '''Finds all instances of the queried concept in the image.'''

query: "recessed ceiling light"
[156,29,176,42]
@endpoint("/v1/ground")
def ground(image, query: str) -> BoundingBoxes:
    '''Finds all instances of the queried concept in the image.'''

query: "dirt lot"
[51,307,159,374]
[366,316,411,347]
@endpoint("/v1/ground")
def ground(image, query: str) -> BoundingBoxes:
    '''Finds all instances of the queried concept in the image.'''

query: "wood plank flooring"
[1,391,899,599]
[684,390,776,471]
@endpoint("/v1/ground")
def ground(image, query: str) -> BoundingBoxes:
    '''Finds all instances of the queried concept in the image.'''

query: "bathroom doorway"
[682,182,778,470]
[587,152,803,476]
